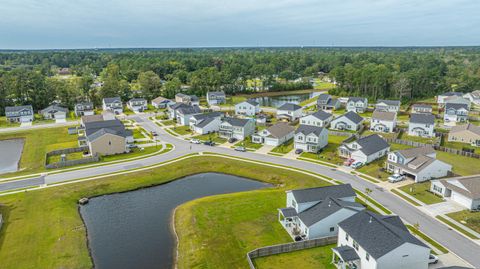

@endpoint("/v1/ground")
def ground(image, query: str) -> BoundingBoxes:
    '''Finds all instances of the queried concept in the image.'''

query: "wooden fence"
[45,146,100,169]
[46,146,89,157]
[0,214,3,231]
[246,236,337,269]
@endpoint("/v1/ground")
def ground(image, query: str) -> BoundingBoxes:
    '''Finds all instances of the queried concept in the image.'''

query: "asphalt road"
[0,113,478,268]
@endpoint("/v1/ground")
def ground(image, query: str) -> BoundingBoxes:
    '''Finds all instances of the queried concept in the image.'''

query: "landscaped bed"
[398,182,444,205]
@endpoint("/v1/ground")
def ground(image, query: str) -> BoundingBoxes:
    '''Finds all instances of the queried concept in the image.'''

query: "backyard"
[254,245,336,269]
[436,151,480,176]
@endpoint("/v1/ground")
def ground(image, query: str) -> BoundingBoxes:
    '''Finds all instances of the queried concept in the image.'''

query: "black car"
[228,137,237,143]
[203,141,215,146]
[295,149,303,154]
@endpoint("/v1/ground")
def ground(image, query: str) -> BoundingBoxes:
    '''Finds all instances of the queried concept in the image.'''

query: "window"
[345,234,349,241]
[330,227,335,232]
[353,241,359,251]
[366,253,370,261]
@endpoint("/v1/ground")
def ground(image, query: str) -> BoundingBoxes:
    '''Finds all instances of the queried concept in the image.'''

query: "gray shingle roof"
[412,103,432,109]
[224,117,251,127]
[278,103,302,111]
[266,123,295,138]
[440,91,463,97]
[191,112,223,121]
[295,124,325,136]
[356,134,390,155]
[377,100,400,106]
[332,246,360,262]
[5,105,33,115]
[410,113,435,125]
[439,175,480,200]
[298,197,364,226]
[348,97,367,103]
[246,99,259,106]
[279,207,298,218]
[177,105,201,115]
[103,97,122,104]
[338,211,428,259]
[317,94,331,104]
[310,110,332,121]
[207,91,226,99]
[195,117,216,128]
[40,104,68,114]
[372,110,396,121]
[129,98,146,102]
[85,119,129,140]
[445,103,469,110]
[396,146,435,159]
[342,111,364,124]
[449,123,480,136]
[290,184,356,204]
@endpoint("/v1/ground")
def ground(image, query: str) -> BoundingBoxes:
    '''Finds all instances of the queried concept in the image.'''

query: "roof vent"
[328,201,332,207]
[369,216,373,224]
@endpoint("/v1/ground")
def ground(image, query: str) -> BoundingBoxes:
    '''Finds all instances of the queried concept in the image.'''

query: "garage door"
[265,138,278,147]
[451,192,472,209]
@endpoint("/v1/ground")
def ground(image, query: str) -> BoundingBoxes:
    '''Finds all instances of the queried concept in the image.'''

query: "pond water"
[79,173,271,269]
[0,139,24,174]
[253,91,321,107]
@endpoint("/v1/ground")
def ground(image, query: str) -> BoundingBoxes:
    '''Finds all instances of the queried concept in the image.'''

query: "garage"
[451,192,473,209]
[265,137,279,147]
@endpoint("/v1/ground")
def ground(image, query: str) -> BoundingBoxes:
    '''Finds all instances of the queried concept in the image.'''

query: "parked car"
[190,138,201,144]
[235,146,246,152]
[204,141,215,146]
[295,149,303,154]
[151,131,158,136]
[127,144,138,149]
[351,161,364,169]
[388,174,405,183]
[428,254,439,264]
[228,137,237,143]
[344,158,355,166]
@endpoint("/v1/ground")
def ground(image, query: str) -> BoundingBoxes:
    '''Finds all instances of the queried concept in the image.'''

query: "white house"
[411,104,433,114]
[375,100,400,112]
[444,103,469,124]
[219,117,256,140]
[74,102,94,117]
[168,103,202,126]
[330,111,364,131]
[235,99,260,116]
[102,97,123,114]
[437,91,463,106]
[346,97,368,113]
[464,90,480,105]
[333,211,430,269]
[431,175,480,210]
[127,98,148,112]
[277,103,303,122]
[206,91,226,105]
[278,184,360,240]
[338,134,390,164]
[5,105,34,123]
[252,122,295,146]
[317,94,341,110]
[175,93,199,106]
[189,112,223,135]
[370,110,396,133]
[39,104,69,123]
[151,96,174,109]
[386,146,452,183]
[408,113,435,138]
[444,95,471,109]
[294,125,328,153]
[300,110,333,127]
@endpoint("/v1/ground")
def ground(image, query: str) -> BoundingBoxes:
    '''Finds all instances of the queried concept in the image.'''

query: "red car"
[344,158,355,166]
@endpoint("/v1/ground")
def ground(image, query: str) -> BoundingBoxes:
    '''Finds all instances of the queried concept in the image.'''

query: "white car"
[190,139,201,144]
[351,161,364,169]
[428,254,438,264]
[388,174,405,183]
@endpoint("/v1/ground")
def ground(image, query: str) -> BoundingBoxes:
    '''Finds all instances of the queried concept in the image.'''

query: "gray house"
[5,105,34,123]
[294,125,328,153]
[330,111,364,131]
[219,117,256,140]
[346,97,368,113]
[375,100,401,112]
[40,105,69,122]
[206,91,226,105]
[317,94,340,110]
[74,102,94,117]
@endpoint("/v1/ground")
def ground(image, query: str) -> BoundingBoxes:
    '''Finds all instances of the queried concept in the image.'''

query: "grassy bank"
[0,156,331,269]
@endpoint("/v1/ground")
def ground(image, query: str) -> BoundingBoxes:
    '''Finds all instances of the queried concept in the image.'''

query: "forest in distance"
[1,47,480,114]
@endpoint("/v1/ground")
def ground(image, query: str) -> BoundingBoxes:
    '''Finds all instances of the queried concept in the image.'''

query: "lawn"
[447,211,480,234]
[299,135,347,165]
[234,136,263,150]
[0,117,20,128]
[442,140,479,153]
[171,125,192,135]
[436,151,480,176]
[313,81,336,90]
[131,127,146,139]
[299,95,320,107]
[398,132,438,144]
[357,157,390,181]
[362,130,397,140]
[100,145,168,162]
[254,244,336,269]
[270,139,294,154]
[46,151,84,165]
[160,119,175,126]
[191,132,227,144]
[398,182,444,205]
[0,127,78,177]
[0,156,331,269]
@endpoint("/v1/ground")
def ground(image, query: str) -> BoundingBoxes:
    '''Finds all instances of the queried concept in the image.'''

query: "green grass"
[398,132,438,144]
[391,189,421,206]
[436,215,479,239]
[171,125,192,135]
[362,130,396,139]
[160,119,175,126]
[131,127,146,139]
[357,157,390,181]
[406,225,449,254]
[46,151,84,165]
[270,139,294,154]
[191,132,227,144]
[0,117,21,128]
[299,95,320,107]
[442,140,479,153]
[299,135,346,165]
[436,151,480,176]
[313,81,336,90]
[398,182,444,205]
[254,244,336,269]
[101,145,166,162]
[447,210,480,234]
[234,136,263,150]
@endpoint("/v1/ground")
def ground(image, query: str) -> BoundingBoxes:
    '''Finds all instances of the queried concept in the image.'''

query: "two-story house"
[464,90,480,105]
[175,93,200,106]
[277,103,303,122]
[333,211,430,269]
[278,184,363,241]
[151,96,174,109]
[219,117,256,140]
[5,105,34,123]
[408,113,435,138]
[294,125,328,153]
[346,97,368,113]
[448,123,480,147]
[370,110,397,133]
[330,111,364,131]
[127,98,148,112]
[300,110,333,127]
[172,103,202,126]
[39,104,69,122]
[375,100,400,113]
[437,91,463,106]
[338,134,390,165]
[102,97,123,114]
[235,99,260,116]
[444,103,469,123]
[74,102,94,117]
[444,95,471,109]
[411,104,433,114]
[386,146,452,182]
[317,94,340,110]
[206,91,226,105]
[189,112,223,135]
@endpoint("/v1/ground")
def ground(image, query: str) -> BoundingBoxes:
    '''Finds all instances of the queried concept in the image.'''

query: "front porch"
[332,245,361,269]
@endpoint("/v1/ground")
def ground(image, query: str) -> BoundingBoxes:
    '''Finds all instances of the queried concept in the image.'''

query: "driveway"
[422,200,465,216]
[255,145,274,154]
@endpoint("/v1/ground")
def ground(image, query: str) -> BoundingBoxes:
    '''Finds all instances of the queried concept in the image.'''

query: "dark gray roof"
[412,103,432,109]
[129,98,146,102]
[279,207,298,218]
[195,117,216,128]
[103,97,122,103]
[177,105,201,115]
[266,123,295,138]
[295,124,325,136]
[40,104,68,114]
[348,97,367,103]
[5,105,33,114]
[85,119,129,140]
[410,113,435,124]
[338,211,428,259]
[290,184,356,204]
[298,197,364,226]
[75,102,93,108]
[356,134,390,155]
[342,111,364,124]
[246,99,259,106]
[376,100,401,106]
[310,110,332,121]
[332,246,360,262]
[445,103,469,110]
[317,94,331,104]
[207,91,226,98]
[440,91,463,97]
[278,103,302,111]
[224,117,251,127]
[192,112,223,121]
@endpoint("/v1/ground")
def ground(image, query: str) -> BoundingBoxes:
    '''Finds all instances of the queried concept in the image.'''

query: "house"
[294,125,328,153]
[168,103,202,126]
[375,100,400,112]
[437,91,463,106]
[333,211,430,269]
[444,95,471,109]
[277,103,303,122]
[444,103,469,123]
[278,185,364,240]
[151,96,174,109]
[411,104,433,114]
[127,98,148,112]
[206,91,226,105]
[330,111,364,131]
[219,117,256,140]
[370,110,396,133]
[252,123,295,146]
[175,93,199,106]
[189,112,223,135]
[346,97,368,113]
[82,119,133,156]
[300,111,333,127]
[408,113,435,138]
[39,105,69,122]
[464,90,480,105]
[80,114,105,127]
[386,146,452,182]
[102,97,123,114]
[235,99,260,116]
[317,94,341,110]
[431,175,480,210]
[338,134,390,164]
[5,105,34,123]
[74,102,94,117]
[448,123,480,147]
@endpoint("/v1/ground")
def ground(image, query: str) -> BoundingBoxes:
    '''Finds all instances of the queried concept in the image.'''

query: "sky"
[1,0,479,49]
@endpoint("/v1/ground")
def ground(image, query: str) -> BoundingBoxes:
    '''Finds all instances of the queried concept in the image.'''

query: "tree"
[100,64,122,99]
[163,77,181,99]
[364,188,373,205]
[138,71,161,101]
